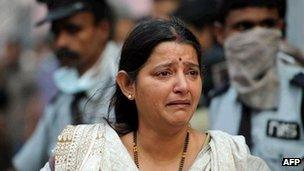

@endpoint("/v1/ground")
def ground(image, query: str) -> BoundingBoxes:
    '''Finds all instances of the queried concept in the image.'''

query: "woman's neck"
[137,124,189,162]
[120,124,206,171]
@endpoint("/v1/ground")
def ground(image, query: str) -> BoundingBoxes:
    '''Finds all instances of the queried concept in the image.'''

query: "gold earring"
[127,94,132,100]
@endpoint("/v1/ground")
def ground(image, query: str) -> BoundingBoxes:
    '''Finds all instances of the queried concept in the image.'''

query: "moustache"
[55,48,80,60]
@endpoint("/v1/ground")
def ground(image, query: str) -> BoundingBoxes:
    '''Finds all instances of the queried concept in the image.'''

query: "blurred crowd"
[0,0,303,170]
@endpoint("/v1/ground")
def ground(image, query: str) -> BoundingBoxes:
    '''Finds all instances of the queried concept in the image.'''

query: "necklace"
[133,130,190,171]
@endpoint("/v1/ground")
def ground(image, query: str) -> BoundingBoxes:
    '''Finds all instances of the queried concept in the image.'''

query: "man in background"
[210,0,304,170]
[13,0,120,170]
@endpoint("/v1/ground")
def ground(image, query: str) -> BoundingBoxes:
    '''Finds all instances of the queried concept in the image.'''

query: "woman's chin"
[167,113,191,127]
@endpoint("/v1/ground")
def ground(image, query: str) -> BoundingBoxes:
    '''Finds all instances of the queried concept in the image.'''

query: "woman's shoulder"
[207,130,251,161]
[57,122,117,140]
[55,123,137,170]
[54,122,119,170]
[57,123,106,141]
[207,130,270,170]
[207,130,248,150]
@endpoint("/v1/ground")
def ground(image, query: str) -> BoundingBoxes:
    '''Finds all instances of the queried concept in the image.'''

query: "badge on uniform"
[267,120,300,140]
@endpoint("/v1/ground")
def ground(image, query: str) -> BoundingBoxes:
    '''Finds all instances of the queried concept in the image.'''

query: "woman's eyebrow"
[152,61,199,70]
[153,61,178,70]
[182,62,200,69]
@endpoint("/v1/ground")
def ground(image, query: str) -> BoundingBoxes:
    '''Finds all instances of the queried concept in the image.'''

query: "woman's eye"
[187,70,199,76]
[157,71,172,77]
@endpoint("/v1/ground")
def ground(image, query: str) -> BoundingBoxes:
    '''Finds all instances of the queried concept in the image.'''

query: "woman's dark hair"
[109,18,202,135]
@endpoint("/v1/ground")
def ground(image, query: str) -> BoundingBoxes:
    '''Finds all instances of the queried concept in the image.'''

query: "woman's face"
[133,41,202,129]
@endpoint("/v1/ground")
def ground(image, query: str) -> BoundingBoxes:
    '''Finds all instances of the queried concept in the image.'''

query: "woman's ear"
[116,70,135,100]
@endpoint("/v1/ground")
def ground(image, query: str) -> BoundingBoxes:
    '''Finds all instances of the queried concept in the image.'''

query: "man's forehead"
[225,7,279,24]
[52,12,94,26]
[50,12,95,33]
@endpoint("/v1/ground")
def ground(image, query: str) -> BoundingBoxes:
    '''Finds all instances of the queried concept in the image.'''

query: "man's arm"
[13,107,51,171]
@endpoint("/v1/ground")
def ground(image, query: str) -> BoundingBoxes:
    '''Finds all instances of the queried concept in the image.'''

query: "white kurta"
[41,122,270,171]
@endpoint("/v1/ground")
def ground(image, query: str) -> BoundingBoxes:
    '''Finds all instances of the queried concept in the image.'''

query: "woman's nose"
[173,73,189,95]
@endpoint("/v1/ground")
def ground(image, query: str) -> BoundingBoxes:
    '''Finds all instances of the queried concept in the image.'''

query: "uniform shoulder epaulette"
[278,51,304,67]
[290,72,304,88]
[279,42,304,67]
[208,84,230,99]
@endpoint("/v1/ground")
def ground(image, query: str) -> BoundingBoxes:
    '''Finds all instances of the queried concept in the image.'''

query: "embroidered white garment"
[40,123,270,171]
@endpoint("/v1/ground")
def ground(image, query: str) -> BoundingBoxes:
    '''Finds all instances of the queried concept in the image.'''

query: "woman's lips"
[166,100,191,107]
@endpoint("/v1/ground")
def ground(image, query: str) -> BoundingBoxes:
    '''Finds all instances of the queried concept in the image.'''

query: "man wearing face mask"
[13,0,120,171]
[209,0,304,170]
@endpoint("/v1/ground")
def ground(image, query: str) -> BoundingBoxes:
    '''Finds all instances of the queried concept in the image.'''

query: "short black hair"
[217,0,285,24]
[174,0,218,31]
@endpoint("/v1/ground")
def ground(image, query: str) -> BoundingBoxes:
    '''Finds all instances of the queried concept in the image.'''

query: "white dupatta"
[41,124,269,171]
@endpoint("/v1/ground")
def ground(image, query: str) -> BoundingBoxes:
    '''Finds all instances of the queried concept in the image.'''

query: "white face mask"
[53,42,120,95]
[54,67,95,94]
[224,28,282,110]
